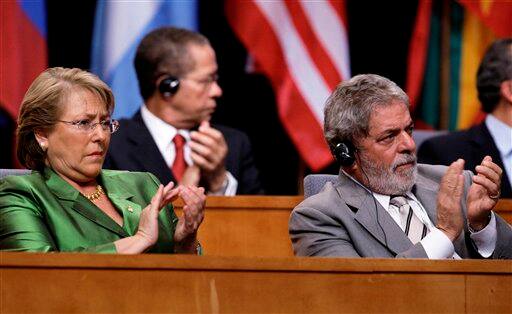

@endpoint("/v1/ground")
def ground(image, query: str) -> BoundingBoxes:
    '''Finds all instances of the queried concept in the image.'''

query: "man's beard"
[358,152,418,195]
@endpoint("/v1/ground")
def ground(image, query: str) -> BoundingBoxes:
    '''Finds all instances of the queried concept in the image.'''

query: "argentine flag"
[91,1,198,119]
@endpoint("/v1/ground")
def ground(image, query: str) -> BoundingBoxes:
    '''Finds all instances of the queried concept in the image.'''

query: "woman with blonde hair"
[0,67,204,253]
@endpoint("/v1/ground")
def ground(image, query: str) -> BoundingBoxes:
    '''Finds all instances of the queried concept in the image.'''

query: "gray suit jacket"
[290,164,512,258]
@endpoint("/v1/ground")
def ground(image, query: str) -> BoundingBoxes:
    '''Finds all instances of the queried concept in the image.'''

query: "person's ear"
[34,129,49,152]
[500,80,512,103]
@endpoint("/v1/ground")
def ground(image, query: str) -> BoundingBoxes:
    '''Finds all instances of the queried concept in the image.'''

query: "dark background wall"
[14,0,418,194]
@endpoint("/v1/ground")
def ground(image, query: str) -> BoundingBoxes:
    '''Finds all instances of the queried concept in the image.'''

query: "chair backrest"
[303,174,338,198]
[0,169,31,179]
[412,130,447,149]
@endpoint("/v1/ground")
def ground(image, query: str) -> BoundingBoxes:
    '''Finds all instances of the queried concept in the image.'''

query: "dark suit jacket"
[104,111,263,194]
[417,122,511,198]
[0,168,177,253]
[289,164,512,259]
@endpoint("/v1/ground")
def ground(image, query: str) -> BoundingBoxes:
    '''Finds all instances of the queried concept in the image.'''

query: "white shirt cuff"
[208,171,238,196]
[421,228,455,259]
[223,171,238,196]
[469,212,497,258]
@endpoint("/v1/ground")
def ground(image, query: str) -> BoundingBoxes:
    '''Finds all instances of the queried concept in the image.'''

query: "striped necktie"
[390,196,428,244]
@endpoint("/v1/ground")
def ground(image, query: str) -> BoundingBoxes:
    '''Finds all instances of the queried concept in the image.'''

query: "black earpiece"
[333,141,388,247]
[158,76,180,97]
[333,141,356,166]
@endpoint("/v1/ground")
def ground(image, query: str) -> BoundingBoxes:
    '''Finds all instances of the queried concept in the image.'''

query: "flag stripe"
[254,0,331,124]
[91,1,198,119]
[0,0,46,119]
[458,0,512,37]
[409,0,506,131]
[328,0,348,22]
[277,77,335,170]
[299,0,351,81]
[448,2,463,131]
[406,0,432,110]
[457,10,494,129]
[226,1,335,170]
[19,0,47,37]
[420,0,442,129]
[103,2,161,76]
[285,1,341,91]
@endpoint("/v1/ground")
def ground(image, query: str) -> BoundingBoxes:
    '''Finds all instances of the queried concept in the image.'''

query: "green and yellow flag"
[407,0,512,131]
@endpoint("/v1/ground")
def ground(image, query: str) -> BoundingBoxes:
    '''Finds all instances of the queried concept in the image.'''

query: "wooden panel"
[174,196,302,257]
[174,197,512,257]
[466,275,512,313]
[1,253,510,313]
[495,198,512,224]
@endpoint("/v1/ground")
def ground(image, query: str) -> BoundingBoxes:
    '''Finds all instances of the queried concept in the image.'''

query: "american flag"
[226,0,351,171]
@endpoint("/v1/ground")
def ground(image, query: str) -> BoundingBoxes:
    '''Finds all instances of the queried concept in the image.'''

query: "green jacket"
[0,168,178,253]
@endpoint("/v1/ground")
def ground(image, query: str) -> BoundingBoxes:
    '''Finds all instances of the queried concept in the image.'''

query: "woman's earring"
[39,142,47,152]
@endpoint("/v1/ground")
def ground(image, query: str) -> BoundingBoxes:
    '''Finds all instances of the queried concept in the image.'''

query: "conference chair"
[0,169,30,179]
[303,174,337,198]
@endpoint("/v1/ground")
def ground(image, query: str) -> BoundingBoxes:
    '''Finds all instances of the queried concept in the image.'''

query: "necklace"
[83,185,104,202]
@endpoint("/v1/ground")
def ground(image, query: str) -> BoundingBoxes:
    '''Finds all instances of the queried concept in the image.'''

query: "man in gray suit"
[289,74,511,259]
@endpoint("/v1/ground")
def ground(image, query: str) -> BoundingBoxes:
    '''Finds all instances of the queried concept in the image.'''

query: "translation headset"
[333,139,389,249]
[333,141,356,167]
[158,75,180,97]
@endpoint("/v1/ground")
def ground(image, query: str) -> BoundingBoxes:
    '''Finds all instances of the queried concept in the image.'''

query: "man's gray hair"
[324,74,410,151]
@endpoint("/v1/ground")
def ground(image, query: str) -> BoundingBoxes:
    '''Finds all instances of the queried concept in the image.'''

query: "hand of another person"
[173,185,206,253]
[467,156,502,231]
[135,181,180,248]
[436,159,465,241]
[190,121,228,192]
[179,164,201,187]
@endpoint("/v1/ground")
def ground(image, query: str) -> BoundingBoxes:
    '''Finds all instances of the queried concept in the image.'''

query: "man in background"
[104,27,262,195]
[418,38,512,198]
[290,74,511,259]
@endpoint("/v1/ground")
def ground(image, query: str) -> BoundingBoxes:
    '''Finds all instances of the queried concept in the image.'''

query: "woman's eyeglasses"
[57,119,120,133]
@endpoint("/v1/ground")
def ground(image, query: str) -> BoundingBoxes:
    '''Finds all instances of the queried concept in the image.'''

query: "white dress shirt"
[343,171,497,259]
[373,192,496,259]
[140,105,238,195]
[485,114,512,188]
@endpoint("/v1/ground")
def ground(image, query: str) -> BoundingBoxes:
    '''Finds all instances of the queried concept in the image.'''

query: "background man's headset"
[158,75,180,97]
[332,140,389,248]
